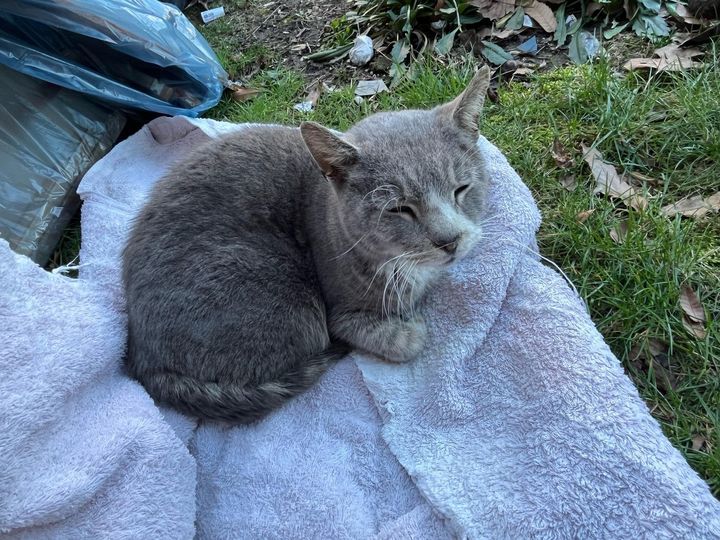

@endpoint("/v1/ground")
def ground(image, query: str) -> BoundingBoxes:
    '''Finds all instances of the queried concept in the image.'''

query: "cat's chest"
[375,263,440,306]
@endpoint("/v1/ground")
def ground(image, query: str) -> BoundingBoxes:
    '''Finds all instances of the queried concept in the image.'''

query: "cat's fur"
[122,66,491,423]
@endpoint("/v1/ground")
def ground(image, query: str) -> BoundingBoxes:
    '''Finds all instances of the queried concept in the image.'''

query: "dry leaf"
[661,194,719,218]
[512,67,535,76]
[524,1,557,33]
[683,317,707,339]
[628,171,660,186]
[610,221,628,244]
[706,192,720,210]
[669,3,704,25]
[492,27,520,39]
[231,87,260,102]
[691,435,707,452]
[576,209,595,222]
[624,44,704,72]
[552,138,573,168]
[680,284,707,339]
[680,285,705,323]
[582,145,648,211]
[470,0,516,21]
[306,84,322,107]
[559,175,577,191]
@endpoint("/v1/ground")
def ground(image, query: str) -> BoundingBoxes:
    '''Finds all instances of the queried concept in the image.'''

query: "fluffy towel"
[1,115,718,539]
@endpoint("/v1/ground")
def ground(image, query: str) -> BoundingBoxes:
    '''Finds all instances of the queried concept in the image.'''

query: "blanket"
[1,116,718,539]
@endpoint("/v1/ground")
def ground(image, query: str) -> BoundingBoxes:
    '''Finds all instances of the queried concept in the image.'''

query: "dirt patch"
[192,1,362,81]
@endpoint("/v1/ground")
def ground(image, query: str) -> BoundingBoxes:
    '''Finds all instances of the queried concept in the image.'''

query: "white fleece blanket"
[1,116,718,539]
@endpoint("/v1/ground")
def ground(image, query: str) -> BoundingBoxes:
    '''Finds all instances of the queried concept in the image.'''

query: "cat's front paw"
[380,317,427,363]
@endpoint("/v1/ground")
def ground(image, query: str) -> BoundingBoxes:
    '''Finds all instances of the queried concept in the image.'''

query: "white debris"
[349,35,374,66]
[201,6,225,23]
[353,96,364,105]
[354,79,388,97]
[293,101,314,113]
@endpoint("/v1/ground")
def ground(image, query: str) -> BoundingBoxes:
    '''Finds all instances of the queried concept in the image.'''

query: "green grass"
[205,48,720,494]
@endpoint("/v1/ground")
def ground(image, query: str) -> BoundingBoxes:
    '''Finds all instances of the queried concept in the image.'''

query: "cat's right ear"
[300,122,359,185]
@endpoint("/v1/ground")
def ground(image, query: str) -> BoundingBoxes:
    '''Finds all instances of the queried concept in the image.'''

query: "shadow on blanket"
[1,116,718,539]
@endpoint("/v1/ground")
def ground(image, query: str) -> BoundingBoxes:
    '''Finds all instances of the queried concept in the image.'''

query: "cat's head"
[300,65,491,267]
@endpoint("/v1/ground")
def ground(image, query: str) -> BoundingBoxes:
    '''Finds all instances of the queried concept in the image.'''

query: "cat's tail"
[137,343,349,423]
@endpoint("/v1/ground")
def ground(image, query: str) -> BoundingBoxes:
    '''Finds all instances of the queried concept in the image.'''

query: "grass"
[204,44,720,494]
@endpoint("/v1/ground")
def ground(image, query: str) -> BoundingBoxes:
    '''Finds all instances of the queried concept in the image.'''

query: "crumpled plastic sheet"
[0,64,125,264]
[0,0,227,117]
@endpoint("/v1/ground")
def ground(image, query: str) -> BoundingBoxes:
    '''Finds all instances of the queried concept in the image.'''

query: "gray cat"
[122,66,491,423]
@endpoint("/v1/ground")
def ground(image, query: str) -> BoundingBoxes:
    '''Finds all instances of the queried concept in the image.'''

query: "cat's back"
[155,125,317,213]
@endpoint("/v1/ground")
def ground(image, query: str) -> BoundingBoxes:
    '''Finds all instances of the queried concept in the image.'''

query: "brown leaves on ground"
[231,87,260,102]
[524,1,557,33]
[661,192,720,218]
[576,209,595,222]
[623,43,704,72]
[552,139,576,190]
[469,0,515,21]
[629,338,676,392]
[582,145,648,211]
[679,284,707,339]
[609,221,628,244]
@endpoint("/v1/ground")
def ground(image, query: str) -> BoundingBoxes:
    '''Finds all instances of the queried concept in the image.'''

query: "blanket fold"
[1,115,717,539]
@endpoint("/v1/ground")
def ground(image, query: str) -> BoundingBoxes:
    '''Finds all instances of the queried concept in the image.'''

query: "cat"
[122,65,491,423]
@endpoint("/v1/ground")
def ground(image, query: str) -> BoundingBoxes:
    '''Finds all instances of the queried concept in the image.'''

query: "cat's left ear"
[300,121,359,184]
[438,65,491,136]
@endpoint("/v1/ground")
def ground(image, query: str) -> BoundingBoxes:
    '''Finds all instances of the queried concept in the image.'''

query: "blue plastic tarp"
[0,0,228,117]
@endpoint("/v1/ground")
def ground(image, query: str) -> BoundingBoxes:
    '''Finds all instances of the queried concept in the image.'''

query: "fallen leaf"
[680,284,707,339]
[231,87,260,102]
[560,174,577,191]
[604,22,629,39]
[679,284,705,323]
[679,22,720,46]
[512,66,535,76]
[648,338,668,358]
[470,0,515,21]
[610,221,628,244]
[623,44,704,72]
[481,40,514,65]
[582,145,648,211]
[628,171,660,186]
[306,84,322,106]
[492,28,520,39]
[524,1,557,32]
[661,194,719,218]
[683,317,707,339]
[691,435,707,452]
[552,138,573,168]
[666,3,704,25]
[355,79,389,97]
[505,7,526,30]
[576,209,595,222]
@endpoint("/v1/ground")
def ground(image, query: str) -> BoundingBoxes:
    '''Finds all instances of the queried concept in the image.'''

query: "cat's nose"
[436,235,461,254]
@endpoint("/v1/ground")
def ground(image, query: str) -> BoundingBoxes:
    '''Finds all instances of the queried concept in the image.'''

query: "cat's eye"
[388,205,417,219]
[454,184,471,203]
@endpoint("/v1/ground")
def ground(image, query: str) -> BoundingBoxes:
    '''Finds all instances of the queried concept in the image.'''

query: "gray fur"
[122,66,491,423]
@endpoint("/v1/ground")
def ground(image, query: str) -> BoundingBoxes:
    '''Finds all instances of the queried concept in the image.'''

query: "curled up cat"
[122,65,492,423]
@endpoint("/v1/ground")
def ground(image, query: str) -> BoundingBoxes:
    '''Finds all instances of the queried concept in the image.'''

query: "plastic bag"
[0,64,125,265]
[0,0,227,117]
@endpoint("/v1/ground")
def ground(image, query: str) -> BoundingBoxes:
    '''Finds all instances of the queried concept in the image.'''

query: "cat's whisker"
[376,197,399,227]
[331,230,371,260]
[361,184,398,204]
[365,251,414,299]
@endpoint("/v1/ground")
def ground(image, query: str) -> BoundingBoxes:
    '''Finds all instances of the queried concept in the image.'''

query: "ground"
[50,0,719,495]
